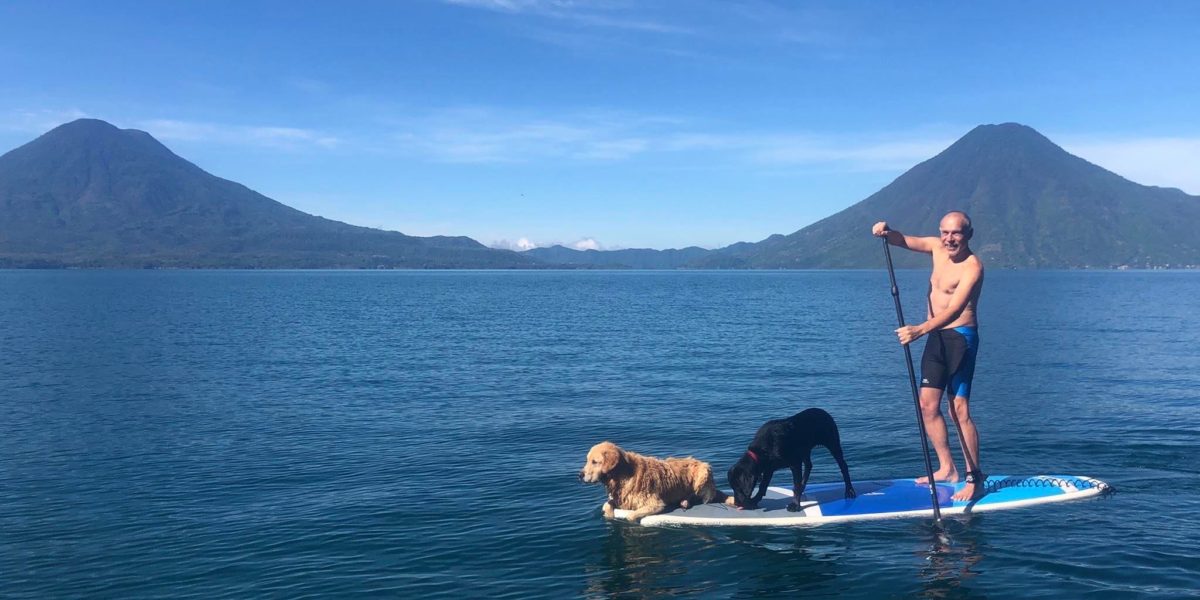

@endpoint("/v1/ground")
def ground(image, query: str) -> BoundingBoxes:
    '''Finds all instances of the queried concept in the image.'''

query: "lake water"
[2,270,1197,598]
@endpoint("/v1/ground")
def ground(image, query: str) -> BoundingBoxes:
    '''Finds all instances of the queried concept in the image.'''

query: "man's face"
[939,216,970,258]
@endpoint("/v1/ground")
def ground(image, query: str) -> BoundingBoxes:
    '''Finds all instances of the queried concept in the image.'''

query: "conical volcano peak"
[0,118,535,268]
[947,122,1061,155]
[967,122,1042,138]
[697,122,1200,269]
[54,117,121,132]
[912,122,1084,178]
[39,118,135,143]
[9,117,173,164]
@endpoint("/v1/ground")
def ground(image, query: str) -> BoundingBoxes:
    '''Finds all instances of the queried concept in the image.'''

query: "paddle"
[881,235,943,523]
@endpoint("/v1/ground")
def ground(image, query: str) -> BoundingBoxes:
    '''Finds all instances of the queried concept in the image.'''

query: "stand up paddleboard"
[612,475,1111,526]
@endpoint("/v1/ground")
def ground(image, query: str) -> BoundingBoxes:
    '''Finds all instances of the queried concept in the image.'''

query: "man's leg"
[915,386,959,484]
[949,395,982,500]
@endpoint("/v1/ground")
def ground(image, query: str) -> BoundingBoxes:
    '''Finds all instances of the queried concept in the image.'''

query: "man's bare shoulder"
[961,253,984,281]
[965,252,984,272]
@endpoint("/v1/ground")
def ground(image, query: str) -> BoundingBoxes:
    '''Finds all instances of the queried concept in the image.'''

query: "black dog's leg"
[786,461,811,512]
[798,457,812,498]
[753,470,774,505]
[827,443,857,499]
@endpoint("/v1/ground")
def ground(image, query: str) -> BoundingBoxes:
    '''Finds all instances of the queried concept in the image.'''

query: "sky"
[1,1,1198,250]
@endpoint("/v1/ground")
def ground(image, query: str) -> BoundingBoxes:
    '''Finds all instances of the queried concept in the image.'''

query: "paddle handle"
[882,236,943,523]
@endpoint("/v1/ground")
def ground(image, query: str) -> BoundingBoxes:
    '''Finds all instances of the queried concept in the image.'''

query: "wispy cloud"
[0,108,90,133]
[444,0,570,12]
[571,237,602,250]
[491,235,608,251]
[664,133,953,171]
[82,111,1200,192]
[491,237,540,251]
[0,110,344,153]
[441,0,849,62]
[390,107,952,170]
[285,77,333,95]
[392,108,657,163]
[1060,136,1200,195]
[14,108,1192,196]
[136,119,343,150]
[443,0,693,34]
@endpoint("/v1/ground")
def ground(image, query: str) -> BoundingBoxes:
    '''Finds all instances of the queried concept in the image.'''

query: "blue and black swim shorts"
[920,326,979,399]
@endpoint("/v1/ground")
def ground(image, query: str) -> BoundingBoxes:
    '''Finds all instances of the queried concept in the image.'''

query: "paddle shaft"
[882,236,943,523]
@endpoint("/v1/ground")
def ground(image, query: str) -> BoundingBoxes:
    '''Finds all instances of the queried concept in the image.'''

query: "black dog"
[727,408,856,511]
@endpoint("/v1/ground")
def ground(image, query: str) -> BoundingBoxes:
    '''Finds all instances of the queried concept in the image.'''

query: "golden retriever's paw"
[602,502,616,519]
[624,514,642,523]
[723,496,737,506]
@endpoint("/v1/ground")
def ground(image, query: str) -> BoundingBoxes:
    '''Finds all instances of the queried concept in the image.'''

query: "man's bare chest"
[930,262,968,295]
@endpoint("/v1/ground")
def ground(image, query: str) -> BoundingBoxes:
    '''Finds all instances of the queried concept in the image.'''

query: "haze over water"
[2,270,1197,597]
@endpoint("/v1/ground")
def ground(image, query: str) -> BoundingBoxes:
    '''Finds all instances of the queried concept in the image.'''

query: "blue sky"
[1,1,1197,250]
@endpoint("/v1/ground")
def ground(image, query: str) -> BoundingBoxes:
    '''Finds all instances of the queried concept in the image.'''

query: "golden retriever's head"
[579,441,623,483]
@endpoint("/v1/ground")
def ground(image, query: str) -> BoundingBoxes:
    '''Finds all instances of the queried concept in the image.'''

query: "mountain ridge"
[2,119,1196,269]
[690,123,1199,269]
[0,119,534,268]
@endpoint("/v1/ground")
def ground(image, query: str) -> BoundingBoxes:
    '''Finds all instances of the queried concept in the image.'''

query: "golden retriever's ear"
[601,444,622,472]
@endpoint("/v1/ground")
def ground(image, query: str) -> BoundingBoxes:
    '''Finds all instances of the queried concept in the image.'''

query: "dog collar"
[745,449,759,463]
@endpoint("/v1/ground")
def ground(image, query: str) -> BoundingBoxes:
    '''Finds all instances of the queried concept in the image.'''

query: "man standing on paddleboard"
[872,211,986,501]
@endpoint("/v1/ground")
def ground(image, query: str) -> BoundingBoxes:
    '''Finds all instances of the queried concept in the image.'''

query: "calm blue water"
[2,270,1197,598]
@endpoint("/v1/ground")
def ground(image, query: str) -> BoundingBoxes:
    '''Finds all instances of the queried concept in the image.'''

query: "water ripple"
[2,270,1197,597]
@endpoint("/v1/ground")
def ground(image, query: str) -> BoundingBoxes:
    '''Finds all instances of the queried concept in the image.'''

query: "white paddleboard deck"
[612,475,1111,526]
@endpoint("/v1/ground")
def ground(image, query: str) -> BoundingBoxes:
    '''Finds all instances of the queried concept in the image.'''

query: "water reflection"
[717,527,847,596]
[583,521,846,598]
[582,522,700,598]
[915,516,988,598]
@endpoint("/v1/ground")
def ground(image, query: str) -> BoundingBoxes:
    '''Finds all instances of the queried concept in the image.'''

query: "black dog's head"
[727,453,761,508]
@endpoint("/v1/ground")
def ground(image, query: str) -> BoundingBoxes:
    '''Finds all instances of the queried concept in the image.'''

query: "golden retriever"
[579,441,733,522]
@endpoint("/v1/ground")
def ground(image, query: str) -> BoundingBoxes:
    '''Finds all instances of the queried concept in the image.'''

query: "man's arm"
[895,262,983,345]
[871,221,937,253]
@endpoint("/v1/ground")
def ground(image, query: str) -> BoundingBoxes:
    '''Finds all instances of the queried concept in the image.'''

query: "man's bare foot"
[952,482,979,501]
[952,472,987,501]
[915,468,959,485]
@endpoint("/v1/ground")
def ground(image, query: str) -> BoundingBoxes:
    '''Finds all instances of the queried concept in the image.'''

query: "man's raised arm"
[872,221,936,253]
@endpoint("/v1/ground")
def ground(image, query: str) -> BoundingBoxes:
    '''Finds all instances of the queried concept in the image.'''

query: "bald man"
[872,211,986,500]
